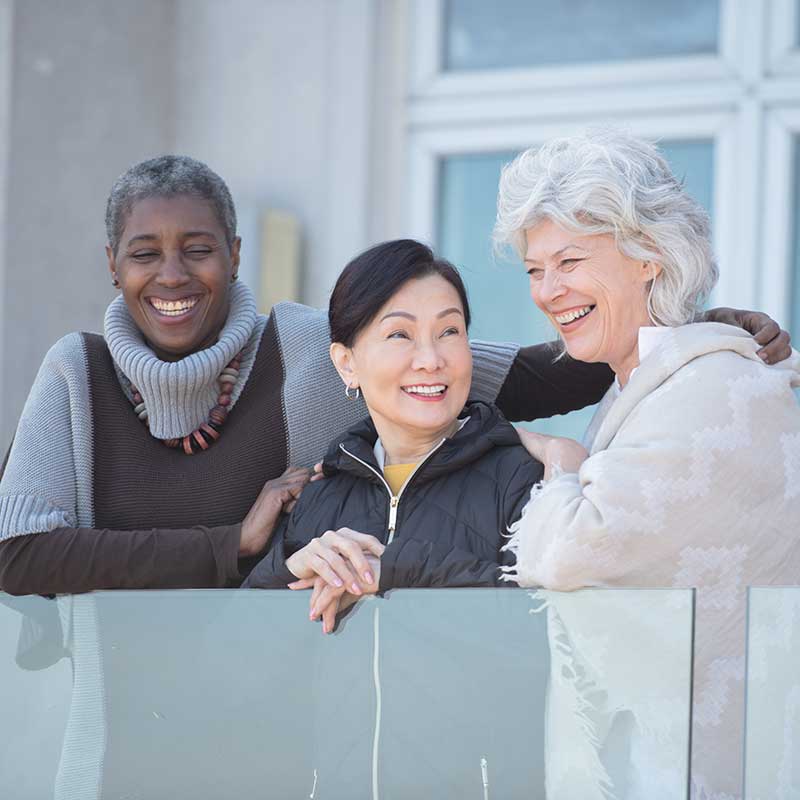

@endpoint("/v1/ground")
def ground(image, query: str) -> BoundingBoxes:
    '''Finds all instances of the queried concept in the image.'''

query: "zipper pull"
[388,496,399,542]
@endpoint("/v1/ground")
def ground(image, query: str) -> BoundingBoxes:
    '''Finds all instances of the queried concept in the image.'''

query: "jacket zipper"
[339,439,447,544]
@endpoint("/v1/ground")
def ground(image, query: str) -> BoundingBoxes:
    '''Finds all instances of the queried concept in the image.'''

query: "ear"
[329,342,358,389]
[230,236,241,277]
[106,244,118,286]
[641,260,662,283]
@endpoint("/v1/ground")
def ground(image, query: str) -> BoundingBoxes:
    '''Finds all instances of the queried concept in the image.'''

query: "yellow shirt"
[383,463,416,496]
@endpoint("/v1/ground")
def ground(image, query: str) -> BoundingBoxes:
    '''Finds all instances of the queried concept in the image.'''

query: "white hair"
[493,128,718,326]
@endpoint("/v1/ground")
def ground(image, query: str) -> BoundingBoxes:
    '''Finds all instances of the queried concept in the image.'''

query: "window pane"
[437,139,714,439]
[443,0,720,71]
[793,137,800,344]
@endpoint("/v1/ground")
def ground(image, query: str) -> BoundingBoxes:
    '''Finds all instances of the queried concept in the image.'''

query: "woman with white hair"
[497,129,800,800]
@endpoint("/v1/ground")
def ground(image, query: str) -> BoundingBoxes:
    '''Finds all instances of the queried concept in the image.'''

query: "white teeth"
[554,305,593,324]
[404,384,447,395]
[150,297,199,316]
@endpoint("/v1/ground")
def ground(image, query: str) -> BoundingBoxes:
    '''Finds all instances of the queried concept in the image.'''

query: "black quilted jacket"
[244,402,543,591]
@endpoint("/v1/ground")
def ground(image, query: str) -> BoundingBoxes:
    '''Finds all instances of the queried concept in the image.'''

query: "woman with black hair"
[243,240,545,625]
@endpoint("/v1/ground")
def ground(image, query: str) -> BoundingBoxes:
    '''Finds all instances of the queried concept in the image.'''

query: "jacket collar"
[323,401,523,487]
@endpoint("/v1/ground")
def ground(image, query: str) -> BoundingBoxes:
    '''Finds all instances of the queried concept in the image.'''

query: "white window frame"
[761,106,800,324]
[410,0,738,98]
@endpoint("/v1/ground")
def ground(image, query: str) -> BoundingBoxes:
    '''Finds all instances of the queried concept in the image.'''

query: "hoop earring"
[345,382,360,401]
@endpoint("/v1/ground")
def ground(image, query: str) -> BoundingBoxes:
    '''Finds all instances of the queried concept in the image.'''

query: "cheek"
[529,282,545,310]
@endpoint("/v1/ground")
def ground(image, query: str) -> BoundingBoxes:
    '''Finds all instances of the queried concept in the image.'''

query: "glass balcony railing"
[0,587,694,799]
[744,587,800,798]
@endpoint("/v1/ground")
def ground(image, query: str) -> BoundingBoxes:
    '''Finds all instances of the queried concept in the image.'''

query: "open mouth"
[553,304,595,328]
[148,296,201,318]
[402,383,448,401]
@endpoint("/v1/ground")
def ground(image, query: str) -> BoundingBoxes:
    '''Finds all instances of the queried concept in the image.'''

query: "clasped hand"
[285,528,385,634]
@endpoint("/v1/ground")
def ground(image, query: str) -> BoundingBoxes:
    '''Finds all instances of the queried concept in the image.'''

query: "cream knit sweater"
[505,322,800,800]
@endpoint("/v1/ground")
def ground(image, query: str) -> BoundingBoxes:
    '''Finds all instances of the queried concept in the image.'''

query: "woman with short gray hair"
[497,129,800,799]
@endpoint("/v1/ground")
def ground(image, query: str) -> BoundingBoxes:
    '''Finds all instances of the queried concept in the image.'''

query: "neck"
[611,321,655,387]
[377,419,460,466]
[611,347,639,388]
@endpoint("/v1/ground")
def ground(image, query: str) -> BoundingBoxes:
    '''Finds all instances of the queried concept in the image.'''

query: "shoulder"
[30,332,95,394]
[269,302,329,342]
[479,441,543,488]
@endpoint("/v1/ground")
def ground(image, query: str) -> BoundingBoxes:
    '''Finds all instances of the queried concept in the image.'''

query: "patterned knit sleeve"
[468,339,520,403]
[503,350,800,591]
[0,334,90,540]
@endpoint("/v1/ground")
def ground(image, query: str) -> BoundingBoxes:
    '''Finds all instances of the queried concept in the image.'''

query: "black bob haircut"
[328,239,472,347]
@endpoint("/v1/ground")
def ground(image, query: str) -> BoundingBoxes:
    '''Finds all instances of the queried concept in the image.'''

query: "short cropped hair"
[329,239,471,347]
[493,128,718,326]
[105,155,237,255]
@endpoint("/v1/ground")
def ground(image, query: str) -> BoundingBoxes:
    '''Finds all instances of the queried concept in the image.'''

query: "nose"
[534,269,567,305]
[411,337,445,372]
[155,249,191,288]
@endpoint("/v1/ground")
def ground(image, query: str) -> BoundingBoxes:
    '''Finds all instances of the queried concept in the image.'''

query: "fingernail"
[758,351,768,361]
[364,571,373,584]
[310,607,317,619]
[333,577,343,587]
[351,582,362,595]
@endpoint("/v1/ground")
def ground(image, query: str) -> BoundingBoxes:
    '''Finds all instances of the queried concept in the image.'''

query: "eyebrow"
[379,307,464,323]
[524,244,588,265]
[125,230,219,247]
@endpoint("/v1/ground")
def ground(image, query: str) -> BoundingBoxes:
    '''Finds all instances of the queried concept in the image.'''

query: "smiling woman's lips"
[146,296,203,324]
[555,304,596,329]
[401,384,449,402]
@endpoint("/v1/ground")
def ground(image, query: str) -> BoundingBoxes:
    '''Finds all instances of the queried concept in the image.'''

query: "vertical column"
[0,0,12,452]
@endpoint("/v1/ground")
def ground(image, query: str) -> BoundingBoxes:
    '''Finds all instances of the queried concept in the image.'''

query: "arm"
[494,343,613,422]
[492,308,791,424]
[0,525,243,595]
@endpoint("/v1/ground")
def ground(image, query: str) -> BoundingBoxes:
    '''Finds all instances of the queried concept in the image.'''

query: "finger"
[322,598,339,634]
[752,318,780,346]
[334,528,387,557]
[310,462,326,483]
[758,329,791,364]
[311,582,343,621]
[309,546,361,594]
[309,578,327,616]
[332,537,375,585]
[282,465,311,479]
[283,499,297,514]
[288,578,315,590]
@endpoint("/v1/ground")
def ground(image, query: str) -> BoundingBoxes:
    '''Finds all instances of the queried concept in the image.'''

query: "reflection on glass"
[0,588,693,799]
[443,0,720,71]
[792,137,800,347]
[744,588,800,797]
[437,140,714,438]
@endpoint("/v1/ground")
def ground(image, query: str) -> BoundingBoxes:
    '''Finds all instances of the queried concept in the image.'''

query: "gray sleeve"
[272,302,370,468]
[468,339,520,403]
[0,334,94,540]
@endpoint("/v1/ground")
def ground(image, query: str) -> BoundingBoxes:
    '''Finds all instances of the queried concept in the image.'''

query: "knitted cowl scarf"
[104,281,260,440]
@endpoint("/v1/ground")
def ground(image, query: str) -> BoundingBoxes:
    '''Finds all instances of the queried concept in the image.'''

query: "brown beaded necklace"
[129,351,244,455]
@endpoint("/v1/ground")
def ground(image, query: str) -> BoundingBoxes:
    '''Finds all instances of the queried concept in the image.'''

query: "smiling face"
[524,218,657,379]
[107,194,240,361]
[330,274,473,461]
